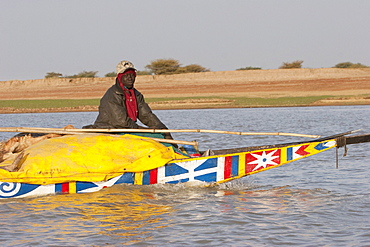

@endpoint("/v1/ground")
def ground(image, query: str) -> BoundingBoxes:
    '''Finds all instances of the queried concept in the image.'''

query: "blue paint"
[115,173,135,184]
[195,172,217,182]
[315,142,329,151]
[194,158,217,171]
[231,156,239,176]
[165,163,188,176]
[0,183,39,198]
[287,147,293,161]
[142,170,151,185]
[75,181,98,192]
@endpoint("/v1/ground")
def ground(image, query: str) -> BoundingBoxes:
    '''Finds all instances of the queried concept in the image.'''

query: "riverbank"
[1,68,370,113]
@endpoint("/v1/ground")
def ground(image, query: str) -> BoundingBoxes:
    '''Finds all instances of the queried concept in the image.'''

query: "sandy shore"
[1,68,370,113]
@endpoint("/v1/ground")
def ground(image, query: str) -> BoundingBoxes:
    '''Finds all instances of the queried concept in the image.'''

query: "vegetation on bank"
[44,59,370,79]
[45,71,99,79]
[333,62,369,68]
[1,95,369,113]
[0,99,100,109]
[144,96,329,106]
[45,59,210,78]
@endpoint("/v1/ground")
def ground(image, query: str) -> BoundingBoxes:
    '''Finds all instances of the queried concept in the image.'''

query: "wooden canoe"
[0,131,368,199]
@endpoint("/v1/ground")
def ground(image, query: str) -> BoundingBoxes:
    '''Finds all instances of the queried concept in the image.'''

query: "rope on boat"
[335,136,348,169]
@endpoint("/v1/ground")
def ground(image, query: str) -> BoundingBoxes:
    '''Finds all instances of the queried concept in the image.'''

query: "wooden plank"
[345,134,370,145]
[210,130,366,155]
[0,127,321,138]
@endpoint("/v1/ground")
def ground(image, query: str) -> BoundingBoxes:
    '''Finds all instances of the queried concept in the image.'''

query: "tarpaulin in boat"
[0,134,187,185]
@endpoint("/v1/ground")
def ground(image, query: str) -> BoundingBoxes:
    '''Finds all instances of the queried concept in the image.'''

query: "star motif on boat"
[249,150,280,171]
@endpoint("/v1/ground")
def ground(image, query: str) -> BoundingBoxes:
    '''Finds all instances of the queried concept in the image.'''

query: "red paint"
[190,153,201,157]
[295,145,310,156]
[61,183,69,193]
[245,149,281,173]
[150,168,158,184]
[224,156,232,179]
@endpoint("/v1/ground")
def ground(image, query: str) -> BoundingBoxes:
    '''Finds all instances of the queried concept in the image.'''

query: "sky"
[1,0,370,81]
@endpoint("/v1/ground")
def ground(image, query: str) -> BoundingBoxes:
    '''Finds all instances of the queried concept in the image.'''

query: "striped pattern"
[0,139,336,199]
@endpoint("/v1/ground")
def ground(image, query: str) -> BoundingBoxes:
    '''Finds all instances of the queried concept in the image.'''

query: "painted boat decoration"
[0,128,369,200]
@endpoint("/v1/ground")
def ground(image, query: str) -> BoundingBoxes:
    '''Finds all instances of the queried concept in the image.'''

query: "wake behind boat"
[0,127,369,199]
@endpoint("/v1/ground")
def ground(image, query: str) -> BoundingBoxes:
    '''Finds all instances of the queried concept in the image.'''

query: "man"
[83,60,174,140]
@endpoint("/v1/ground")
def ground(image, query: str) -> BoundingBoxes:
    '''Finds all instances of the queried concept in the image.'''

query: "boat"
[0,127,369,200]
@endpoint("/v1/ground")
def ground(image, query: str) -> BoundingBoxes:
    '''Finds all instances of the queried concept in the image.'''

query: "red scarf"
[117,71,138,121]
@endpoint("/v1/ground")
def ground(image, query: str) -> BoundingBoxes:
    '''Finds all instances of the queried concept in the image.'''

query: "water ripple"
[1,106,370,246]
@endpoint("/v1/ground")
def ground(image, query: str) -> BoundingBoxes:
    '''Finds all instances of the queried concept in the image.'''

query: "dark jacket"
[84,82,167,129]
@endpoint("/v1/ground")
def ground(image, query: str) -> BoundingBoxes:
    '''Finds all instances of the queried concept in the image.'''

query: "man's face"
[121,71,136,89]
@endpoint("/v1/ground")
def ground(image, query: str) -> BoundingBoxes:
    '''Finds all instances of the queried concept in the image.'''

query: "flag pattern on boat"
[0,140,336,199]
[137,140,336,185]
[246,149,281,173]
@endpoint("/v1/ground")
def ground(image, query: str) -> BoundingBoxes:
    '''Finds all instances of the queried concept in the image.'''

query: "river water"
[0,106,369,246]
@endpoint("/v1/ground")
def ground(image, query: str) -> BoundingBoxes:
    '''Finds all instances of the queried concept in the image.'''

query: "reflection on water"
[3,185,175,246]
[1,106,370,246]
[1,175,369,246]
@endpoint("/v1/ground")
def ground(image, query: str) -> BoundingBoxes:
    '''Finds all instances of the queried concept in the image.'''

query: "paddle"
[0,127,321,138]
